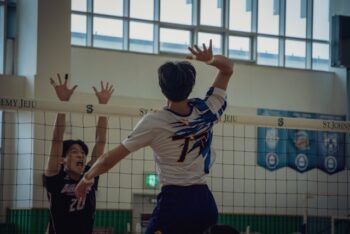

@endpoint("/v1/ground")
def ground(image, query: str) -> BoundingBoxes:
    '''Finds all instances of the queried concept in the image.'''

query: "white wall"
[71,47,345,115]
[0,75,26,97]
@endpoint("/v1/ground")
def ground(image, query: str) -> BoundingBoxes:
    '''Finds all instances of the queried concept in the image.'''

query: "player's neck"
[64,168,82,181]
[167,100,191,116]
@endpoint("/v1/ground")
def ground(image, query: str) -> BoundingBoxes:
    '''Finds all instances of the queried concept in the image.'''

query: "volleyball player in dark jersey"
[43,74,114,234]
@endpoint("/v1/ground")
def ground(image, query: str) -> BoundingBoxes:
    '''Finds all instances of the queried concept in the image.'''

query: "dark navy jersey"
[43,165,99,234]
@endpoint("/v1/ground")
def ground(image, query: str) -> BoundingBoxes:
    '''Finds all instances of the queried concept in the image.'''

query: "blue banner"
[286,111,317,173]
[257,109,288,171]
[316,114,345,174]
[257,109,346,174]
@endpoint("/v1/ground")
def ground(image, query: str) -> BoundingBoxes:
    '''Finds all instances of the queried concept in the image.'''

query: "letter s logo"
[86,104,93,114]
[277,118,284,127]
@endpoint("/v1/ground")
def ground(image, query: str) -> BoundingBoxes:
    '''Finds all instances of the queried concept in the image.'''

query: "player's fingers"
[92,86,98,94]
[74,189,80,198]
[208,39,212,51]
[57,74,62,85]
[187,47,198,55]
[50,78,56,87]
[194,44,202,53]
[71,85,78,92]
[108,85,113,92]
[64,74,68,85]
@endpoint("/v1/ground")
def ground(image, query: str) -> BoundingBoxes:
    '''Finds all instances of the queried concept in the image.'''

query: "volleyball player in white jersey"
[75,40,234,234]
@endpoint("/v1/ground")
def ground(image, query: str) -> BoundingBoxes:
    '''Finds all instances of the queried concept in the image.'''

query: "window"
[313,0,330,40]
[129,21,154,53]
[285,0,306,38]
[71,0,88,47]
[228,36,251,60]
[160,28,190,54]
[285,40,306,69]
[71,14,87,46]
[94,0,123,16]
[160,0,192,25]
[257,37,279,66]
[130,0,154,20]
[72,0,87,11]
[200,0,223,27]
[229,0,252,32]
[93,17,123,50]
[258,0,279,35]
[312,43,329,71]
[71,0,331,71]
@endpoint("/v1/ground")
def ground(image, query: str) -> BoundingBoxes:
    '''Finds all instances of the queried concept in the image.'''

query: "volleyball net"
[0,97,349,234]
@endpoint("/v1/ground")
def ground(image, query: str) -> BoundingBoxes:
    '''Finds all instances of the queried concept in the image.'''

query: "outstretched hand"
[50,74,78,102]
[186,39,213,63]
[93,81,115,104]
[75,178,94,200]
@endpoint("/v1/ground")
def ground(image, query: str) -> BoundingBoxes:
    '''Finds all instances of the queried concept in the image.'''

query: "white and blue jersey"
[122,87,226,186]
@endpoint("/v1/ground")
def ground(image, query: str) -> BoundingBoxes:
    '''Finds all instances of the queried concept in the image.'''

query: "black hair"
[62,139,89,158]
[203,224,240,234]
[158,61,196,102]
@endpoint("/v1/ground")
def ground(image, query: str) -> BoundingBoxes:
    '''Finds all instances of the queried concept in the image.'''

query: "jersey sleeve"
[122,114,154,153]
[204,87,227,118]
[43,172,64,193]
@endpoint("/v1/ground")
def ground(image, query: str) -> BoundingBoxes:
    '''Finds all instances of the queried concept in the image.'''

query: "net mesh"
[0,105,349,234]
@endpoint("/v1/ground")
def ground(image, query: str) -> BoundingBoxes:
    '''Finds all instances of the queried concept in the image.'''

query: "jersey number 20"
[69,198,86,212]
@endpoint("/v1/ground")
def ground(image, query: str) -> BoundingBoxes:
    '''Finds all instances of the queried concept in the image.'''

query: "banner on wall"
[257,109,346,174]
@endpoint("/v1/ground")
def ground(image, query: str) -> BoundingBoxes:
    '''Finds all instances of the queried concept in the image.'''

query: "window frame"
[70,0,331,71]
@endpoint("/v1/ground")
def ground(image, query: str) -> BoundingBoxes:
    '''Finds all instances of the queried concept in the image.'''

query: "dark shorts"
[145,184,218,234]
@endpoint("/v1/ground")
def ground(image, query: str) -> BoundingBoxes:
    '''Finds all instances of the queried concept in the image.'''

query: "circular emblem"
[294,131,309,151]
[266,152,279,169]
[323,134,338,155]
[265,128,279,149]
[324,156,337,173]
[295,153,308,171]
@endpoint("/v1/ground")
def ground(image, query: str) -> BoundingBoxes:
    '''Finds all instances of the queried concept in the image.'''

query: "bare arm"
[45,113,65,176]
[187,40,234,91]
[75,144,130,198]
[45,74,78,176]
[87,81,114,165]
[209,55,234,90]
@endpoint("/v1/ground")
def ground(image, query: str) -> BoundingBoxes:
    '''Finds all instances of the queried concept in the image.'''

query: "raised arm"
[187,40,234,91]
[45,74,78,176]
[87,81,114,166]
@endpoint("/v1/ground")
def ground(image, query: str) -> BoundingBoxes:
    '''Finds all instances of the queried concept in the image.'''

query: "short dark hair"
[62,140,89,158]
[158,61,196,102]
